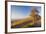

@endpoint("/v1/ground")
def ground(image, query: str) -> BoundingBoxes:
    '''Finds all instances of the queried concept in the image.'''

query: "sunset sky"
[11,5,41,20]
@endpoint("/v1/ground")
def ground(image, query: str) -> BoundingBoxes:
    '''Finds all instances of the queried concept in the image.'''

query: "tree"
[30,8,39,24]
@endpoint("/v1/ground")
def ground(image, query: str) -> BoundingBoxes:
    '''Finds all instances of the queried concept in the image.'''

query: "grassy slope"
[11,16,34,28]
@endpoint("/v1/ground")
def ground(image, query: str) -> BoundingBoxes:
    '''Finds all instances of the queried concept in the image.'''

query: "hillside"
[11,16,41,28]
